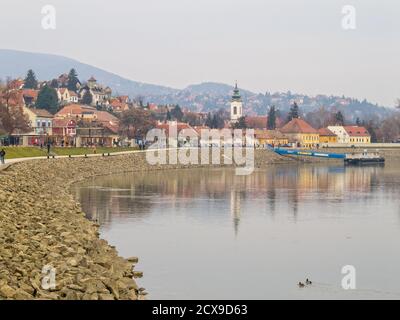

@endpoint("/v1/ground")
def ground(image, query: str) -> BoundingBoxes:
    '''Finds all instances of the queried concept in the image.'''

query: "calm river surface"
[74,164,400,299]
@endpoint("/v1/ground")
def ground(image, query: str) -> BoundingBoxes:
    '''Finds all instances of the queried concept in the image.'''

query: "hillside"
[0,49,177,96]
[0,49,394,122]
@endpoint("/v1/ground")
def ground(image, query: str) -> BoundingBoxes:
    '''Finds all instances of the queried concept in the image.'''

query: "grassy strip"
[1,147,138,159]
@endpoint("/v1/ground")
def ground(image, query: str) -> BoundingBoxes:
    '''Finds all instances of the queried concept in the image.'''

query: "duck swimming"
[298,282,305,288]
[306,279,312,285]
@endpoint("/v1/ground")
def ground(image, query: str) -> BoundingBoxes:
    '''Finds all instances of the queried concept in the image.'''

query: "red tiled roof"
[255,129,287,140]
[318,127,336,136]
[55,104,96,117]
[156,122,197,136]
[343,126,370,137]
[29,108,54,118]
[280,118,318,134]
[22,89,39,99]
[96,110,119,123]
[245,116,268,129]
[52,118,76,128]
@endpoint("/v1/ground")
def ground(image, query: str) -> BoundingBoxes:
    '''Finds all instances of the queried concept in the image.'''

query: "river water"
[74,164,400,299]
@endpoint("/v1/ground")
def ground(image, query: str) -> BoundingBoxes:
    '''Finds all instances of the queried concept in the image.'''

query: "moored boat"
[344,150,385,165]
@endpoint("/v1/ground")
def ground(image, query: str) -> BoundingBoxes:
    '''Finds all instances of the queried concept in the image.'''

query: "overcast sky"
[1,0,399,106]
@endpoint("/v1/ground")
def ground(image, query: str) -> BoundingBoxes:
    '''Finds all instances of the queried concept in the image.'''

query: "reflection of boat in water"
[272,147,385,166]
[345,150,385,165]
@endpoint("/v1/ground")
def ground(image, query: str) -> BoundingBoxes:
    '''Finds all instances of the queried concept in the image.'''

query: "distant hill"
[0,49,394,122]
[183,82,254,96]
[0,49,178,96]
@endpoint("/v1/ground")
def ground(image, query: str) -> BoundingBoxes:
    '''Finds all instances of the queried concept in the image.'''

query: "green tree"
[166,109,172,121]
[233,116,247,129]
[67,68,80,92]
[82,90,93,105]
[267,105,277,130]
[334,111,345,125]
[171,104,183,121]
[50,79,59,88]
[205,112,213,127]
[24,69,38,89]
[287,102,299,122]
[36,86,59,114]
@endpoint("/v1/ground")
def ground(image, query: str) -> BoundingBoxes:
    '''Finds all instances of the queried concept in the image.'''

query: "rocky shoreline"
[0,148,397,300]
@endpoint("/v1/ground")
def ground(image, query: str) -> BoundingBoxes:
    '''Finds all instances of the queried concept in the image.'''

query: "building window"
[233,106,237,115]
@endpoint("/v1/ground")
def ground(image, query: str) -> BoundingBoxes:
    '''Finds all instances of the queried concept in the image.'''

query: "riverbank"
[0,147,398,300]
[0,146,138,159]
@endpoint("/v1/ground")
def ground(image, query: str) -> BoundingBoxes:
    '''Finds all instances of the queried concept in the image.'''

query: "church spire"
[232,81,241,101]
[230,81,243,122]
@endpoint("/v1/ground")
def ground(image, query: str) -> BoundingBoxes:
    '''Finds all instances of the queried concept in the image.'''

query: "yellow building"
[279,118,319,148]
[255,129,289,146]
[318,128,338,144]
[344,126,371,144]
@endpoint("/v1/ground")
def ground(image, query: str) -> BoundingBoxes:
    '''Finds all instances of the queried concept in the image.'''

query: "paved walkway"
[0,149,149,171]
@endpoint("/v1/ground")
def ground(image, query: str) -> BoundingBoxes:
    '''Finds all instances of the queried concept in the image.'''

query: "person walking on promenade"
[0,149,6,165]
[47,142,51,155]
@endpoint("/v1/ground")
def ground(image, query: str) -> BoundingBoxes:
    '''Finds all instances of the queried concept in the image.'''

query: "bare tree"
[119,108,155,139]
[0,84,31,135]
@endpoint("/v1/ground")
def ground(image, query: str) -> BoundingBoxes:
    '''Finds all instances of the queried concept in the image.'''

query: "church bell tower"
[231,82,243,123]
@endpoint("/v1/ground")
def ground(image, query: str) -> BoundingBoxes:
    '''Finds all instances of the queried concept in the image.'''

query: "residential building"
[57,88,71,104]
[343,126,371,144]
[326,125,371,144]
[55,104,120,147]
[52,118,77,146]
[22,89,39,106]
[327,126,350,143]
[280,118,319,148]
[255,129,288,146]
[156,121,197,147]
[69,91,79,103]
[57,88,79,104]
[21,106,54,146]
[318,128,338,144]
[80,77,112,107]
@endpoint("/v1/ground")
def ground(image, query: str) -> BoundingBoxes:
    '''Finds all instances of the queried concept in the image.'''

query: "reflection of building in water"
[75,165,387,231]
[230,189,242,236]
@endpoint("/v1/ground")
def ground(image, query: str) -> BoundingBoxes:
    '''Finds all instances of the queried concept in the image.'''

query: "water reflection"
[75,164,396,235]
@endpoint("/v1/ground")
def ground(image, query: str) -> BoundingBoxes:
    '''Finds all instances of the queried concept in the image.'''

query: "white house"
[327,126,350,143]
[57,88,71,104]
